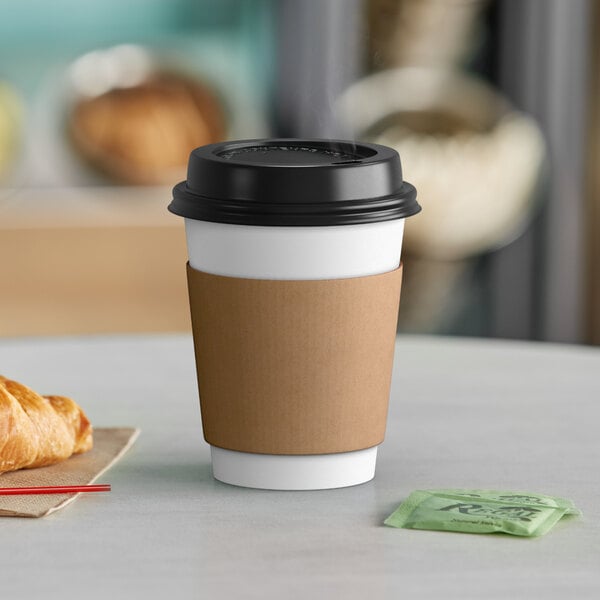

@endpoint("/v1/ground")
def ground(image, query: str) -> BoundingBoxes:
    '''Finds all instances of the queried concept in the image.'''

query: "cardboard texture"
[187,264,403,455]
[0,428,139,518]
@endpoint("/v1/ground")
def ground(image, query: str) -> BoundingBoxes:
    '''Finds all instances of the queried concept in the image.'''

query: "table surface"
[0,334,599,599]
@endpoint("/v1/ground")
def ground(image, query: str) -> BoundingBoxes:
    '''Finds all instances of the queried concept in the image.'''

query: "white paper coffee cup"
[170,139,420,490]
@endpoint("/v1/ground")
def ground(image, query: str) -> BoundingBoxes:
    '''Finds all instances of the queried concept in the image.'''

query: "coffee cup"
[169,139,420,490]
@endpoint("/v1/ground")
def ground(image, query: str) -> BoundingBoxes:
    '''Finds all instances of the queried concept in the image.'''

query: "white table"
[1,334,599,599]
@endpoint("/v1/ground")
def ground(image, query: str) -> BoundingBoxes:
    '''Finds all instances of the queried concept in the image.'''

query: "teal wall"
[0,0,274,97]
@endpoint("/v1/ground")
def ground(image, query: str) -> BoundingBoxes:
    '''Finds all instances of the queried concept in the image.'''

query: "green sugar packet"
[384,489,580,537]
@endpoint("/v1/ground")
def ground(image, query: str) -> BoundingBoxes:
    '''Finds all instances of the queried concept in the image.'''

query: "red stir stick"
[0,484,111,495]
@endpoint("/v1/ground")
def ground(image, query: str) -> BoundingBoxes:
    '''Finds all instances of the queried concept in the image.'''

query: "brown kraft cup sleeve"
[186,263,403,455]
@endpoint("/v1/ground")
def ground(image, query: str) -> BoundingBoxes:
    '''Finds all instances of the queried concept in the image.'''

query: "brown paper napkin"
[0,427,139,518]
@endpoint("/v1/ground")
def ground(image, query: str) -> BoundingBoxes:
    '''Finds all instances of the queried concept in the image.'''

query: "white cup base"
[210,446,378,490]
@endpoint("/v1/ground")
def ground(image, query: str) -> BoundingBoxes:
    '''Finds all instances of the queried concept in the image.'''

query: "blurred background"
[0,0,598,345]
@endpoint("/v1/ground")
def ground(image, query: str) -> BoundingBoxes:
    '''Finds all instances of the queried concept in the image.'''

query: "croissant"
[0,376,93,474]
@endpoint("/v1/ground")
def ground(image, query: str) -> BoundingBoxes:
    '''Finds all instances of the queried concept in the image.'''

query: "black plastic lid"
[169,139,420,226]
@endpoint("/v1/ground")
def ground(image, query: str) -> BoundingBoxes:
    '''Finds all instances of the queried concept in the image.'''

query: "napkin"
[0,427,139,518]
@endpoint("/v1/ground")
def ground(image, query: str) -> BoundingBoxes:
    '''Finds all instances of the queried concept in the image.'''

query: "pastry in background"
[0,81,22,178]
[68,72,226,185]
[0,376,93,474]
